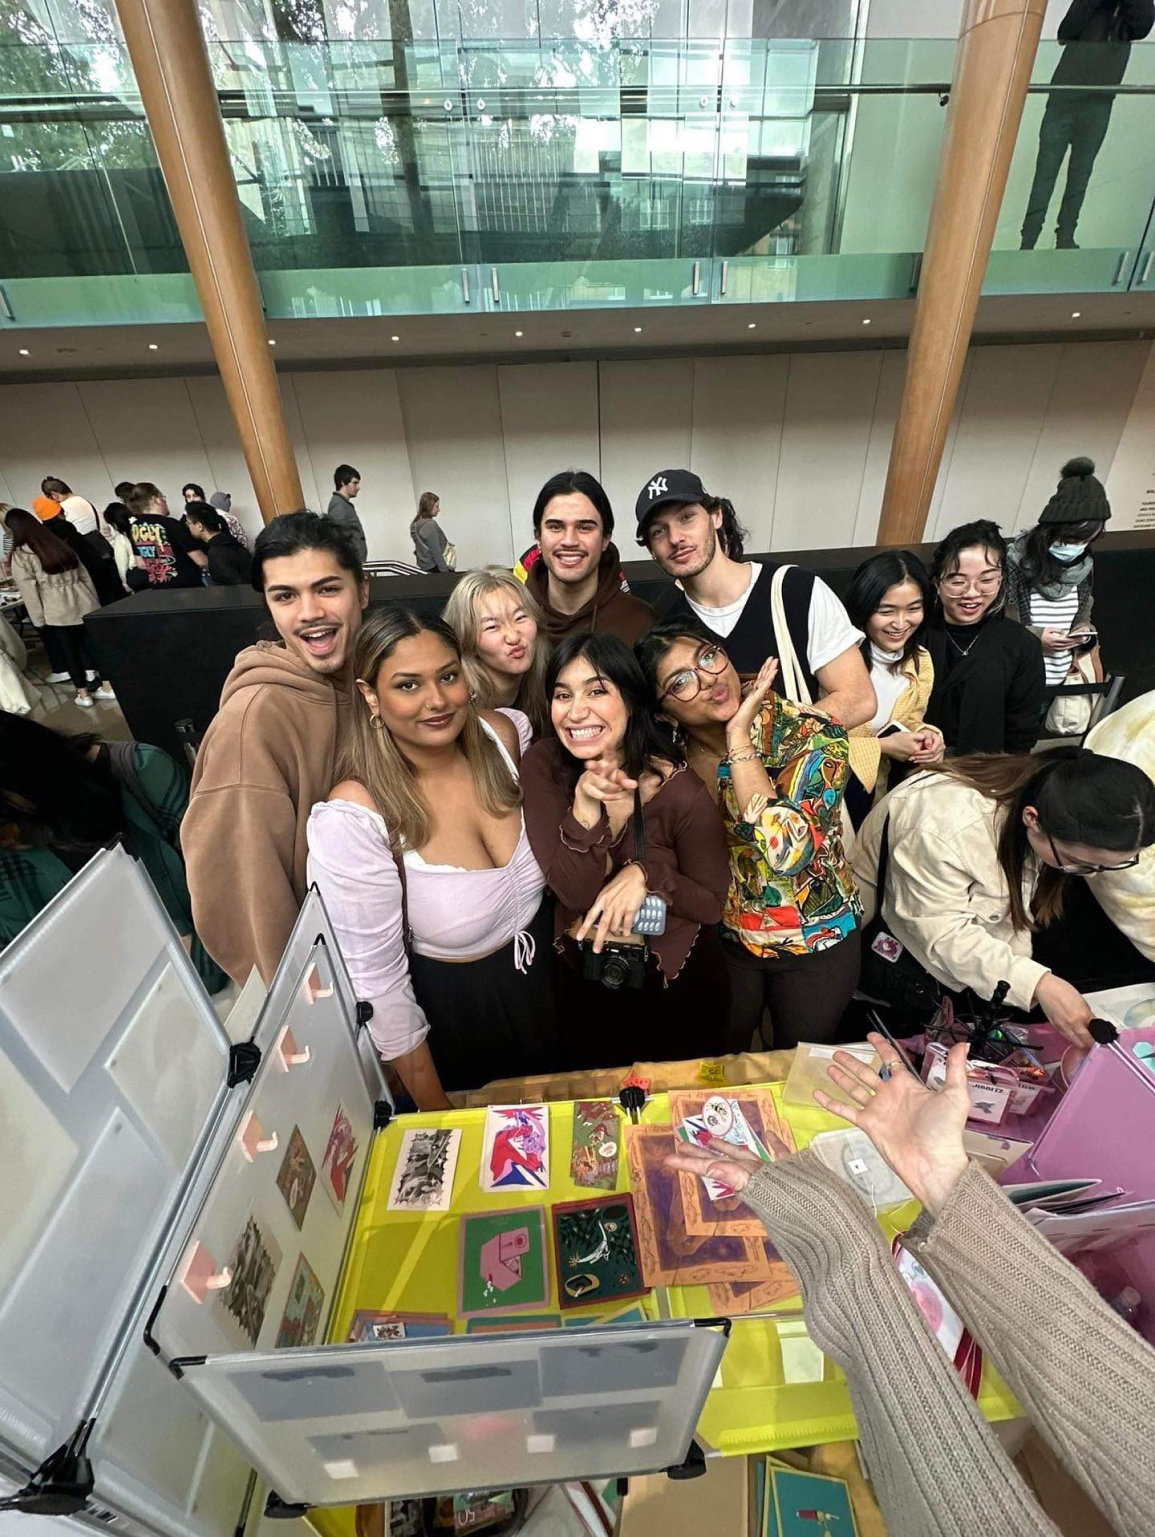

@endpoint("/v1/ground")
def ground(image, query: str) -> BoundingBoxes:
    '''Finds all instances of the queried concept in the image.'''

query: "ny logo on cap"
[647,476,668,500]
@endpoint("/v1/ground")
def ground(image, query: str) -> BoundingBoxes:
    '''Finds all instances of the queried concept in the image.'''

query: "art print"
[275,1126,316,1230]
[386,1128,461,1212]
[320,1102,359,1213]
[480,1105,549,1192]
[669,1090,795,1238]
[570,1101,620,1190]
[347,1310,451,1342]
[217,1212,282,1346]
[672,1091,773,1202]
[458,1207,549,1317]
[275,1253,325,1348]
[551,1194,646,1309]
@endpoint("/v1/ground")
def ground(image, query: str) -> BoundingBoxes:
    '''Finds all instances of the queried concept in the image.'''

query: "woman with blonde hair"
[443,565,551,739]
[306,607,557,1108]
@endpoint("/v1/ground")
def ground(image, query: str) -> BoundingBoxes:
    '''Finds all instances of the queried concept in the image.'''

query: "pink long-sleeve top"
[305,709,545,1061]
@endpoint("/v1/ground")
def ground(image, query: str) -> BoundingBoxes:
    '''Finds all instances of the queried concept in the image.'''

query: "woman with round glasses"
[852,748,1155,1047]
[637,620,861,1050]
[924,519,1045,756]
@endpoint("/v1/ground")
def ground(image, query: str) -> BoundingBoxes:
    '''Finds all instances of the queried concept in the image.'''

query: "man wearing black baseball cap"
[634,469,875,728]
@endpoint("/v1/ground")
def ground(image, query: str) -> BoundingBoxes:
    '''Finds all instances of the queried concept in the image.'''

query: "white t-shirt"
[61,494,100,538]
[684,562,863,675]
[868,645,912,732]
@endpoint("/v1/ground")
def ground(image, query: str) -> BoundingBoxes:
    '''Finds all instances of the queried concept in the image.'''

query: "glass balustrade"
[1,29,1153,330]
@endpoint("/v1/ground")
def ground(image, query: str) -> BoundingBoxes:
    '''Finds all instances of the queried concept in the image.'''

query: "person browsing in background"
[307,610,559,1109]
[101,501,140,593]
[852,749,1155,1047]
[525,470,654,645]
[924,519,1045,755]
[40,475,103,544]
[410,490,454,573]
[443,566,551,740]
[635,468,876,729]
[183,513,368,986]
[637,619,861,1050]
[184,502,254,586]
[124,482,207,588]
[1005,455,1108,689]
[6,510,115,708]
[0,712,225,993]
[843,550,944,828]
[182,481,252,551]
[327,463,368,564]
[521,633,732,1068]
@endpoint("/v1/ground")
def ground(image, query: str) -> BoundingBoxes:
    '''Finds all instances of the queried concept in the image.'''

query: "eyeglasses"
[1043,827,1141,877]
[660,643,728,702]
[939,571,1003,596]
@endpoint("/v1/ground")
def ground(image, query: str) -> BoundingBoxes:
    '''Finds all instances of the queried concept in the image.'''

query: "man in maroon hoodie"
[525,470,653,645]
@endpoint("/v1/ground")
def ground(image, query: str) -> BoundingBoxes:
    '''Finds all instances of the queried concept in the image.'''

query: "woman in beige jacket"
[8,509,114,708]
[852,749,1155,1047]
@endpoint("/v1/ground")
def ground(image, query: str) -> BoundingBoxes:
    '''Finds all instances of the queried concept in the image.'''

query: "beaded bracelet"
[726,748,759,764]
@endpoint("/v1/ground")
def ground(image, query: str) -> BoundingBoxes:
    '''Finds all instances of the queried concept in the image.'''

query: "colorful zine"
[551,1194,647,1310]
[347,1310,451,1342]
[458,1207,549,1317]
[386,1128,461,1212]
[570,1101,620,1190]
[675,1092,771,1200]
[766,1467,859,1537]
[275,1253,325,1349]
[480,1105,549,1192]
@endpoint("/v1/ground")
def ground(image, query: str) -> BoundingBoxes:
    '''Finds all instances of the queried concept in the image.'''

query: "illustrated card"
[386,1128,461,1213]
[275,1253,325,1349]
[480,1105,549,1192]
[767,1466,858,1537]
[552,1194,647,1309]
[626,1124,784,1289]
[348,1310,451,1342]
[570,1101,620,1190]
[670,1090,797,1239]
[320,1102,359,1214]
[671,1090,777,1205]
[458,1207,549,1317]
[216,1211,282,1346]
[275,1125,316,1230]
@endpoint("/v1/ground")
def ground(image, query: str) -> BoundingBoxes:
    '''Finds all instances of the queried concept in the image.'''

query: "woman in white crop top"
[307,609,557,1109]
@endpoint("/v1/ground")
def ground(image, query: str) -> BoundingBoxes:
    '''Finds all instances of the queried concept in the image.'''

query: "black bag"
[859,816,944,1020]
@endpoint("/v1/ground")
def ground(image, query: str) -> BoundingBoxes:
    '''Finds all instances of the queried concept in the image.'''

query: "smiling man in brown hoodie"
[526,470,654,645]
[182,512,368,986]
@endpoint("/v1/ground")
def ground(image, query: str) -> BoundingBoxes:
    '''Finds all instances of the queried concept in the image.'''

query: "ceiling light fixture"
[861,317,872,326]
[148,342,159,350]
[1070,310,1081,318]
[18,348,29,356]
[268,338,276,346]
[747,322,756,329]
[391,334,400,342]
[515,329,524,337]
[633,326,642,333]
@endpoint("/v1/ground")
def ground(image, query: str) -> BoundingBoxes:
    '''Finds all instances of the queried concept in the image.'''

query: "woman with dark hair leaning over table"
[667,1033,1155,1537]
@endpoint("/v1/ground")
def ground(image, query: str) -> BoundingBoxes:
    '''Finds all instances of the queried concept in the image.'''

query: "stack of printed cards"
[480,1105,549,1193]
[673,1092,775,1199]
[347,1310,451,1342]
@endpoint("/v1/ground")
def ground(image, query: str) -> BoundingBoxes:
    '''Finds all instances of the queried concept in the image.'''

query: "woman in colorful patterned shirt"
[637,618,861,1049]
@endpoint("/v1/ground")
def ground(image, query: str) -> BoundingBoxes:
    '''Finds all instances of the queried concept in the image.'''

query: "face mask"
[1050,541,1089,563]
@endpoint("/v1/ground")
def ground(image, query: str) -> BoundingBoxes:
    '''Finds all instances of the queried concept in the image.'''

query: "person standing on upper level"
[327,464,368,564]
[635,468,875,729]
[525,470,654,646]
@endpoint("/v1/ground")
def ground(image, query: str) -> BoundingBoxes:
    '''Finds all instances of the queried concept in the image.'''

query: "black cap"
[635,468,706,529]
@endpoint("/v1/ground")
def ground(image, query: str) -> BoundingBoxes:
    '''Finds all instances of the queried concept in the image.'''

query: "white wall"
[0,338,1151,564]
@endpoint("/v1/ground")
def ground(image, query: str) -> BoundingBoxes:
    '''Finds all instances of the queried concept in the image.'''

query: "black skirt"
[407,898,561,1093]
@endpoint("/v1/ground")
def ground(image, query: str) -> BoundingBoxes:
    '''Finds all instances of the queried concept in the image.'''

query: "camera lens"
[601,956,628,990]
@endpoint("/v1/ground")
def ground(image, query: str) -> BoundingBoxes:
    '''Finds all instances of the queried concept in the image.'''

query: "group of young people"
[168,455,1154,1111]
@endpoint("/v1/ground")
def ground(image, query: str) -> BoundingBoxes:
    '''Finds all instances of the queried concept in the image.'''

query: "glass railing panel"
[0,272,202,326]
[715,252,917,305]
[258,262,476,317]
[485,256,707,313]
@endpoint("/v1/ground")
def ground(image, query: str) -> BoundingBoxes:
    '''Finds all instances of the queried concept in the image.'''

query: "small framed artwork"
[275,1126,316,1230]
[386,1129,461,1213]
[458,1207,549,1318]
[275,1253,325,1349]
[216,1211,283,1347]
[320,1102,359,1214]
[551,1194,647,1310]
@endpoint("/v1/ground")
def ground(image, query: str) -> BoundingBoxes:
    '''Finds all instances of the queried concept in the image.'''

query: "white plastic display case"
[0,845,727,1534]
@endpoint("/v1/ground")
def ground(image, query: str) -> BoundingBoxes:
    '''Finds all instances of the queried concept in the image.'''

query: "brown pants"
[722,931,861,1050]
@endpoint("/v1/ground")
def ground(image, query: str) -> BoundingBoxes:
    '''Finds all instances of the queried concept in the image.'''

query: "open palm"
[815,1032,971,1214]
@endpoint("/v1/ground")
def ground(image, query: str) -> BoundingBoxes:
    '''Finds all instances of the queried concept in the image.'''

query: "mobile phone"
[1067,631,1096,647]
[877,721,910,739]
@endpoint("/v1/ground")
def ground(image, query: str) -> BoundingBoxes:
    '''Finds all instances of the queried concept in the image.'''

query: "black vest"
[658,561,820,699]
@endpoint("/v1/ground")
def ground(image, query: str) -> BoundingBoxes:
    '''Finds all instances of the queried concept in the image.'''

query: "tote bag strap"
[769,564,811,706]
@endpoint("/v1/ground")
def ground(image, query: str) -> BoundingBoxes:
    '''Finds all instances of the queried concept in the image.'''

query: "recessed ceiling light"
[861,317,872,326]
[633,326,642,333]
[391,334,401,342]
[747,322,756,329]
[148,342,159,350]
[515,330,524,337]
[268,338,276,346]
[1071,310,1081,318]
[18,348,29,356]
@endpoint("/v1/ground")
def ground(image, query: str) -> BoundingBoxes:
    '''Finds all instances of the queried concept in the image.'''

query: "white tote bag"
[769,565,856,854]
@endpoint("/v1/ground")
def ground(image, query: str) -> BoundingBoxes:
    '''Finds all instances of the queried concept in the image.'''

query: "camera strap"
[632,787,647,864]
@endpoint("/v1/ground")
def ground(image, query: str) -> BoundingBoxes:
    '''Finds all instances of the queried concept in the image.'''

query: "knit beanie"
[1039,456,1111,526]
[209,491,231,513]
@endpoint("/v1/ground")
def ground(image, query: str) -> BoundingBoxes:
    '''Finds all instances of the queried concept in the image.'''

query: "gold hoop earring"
[369,713,385,730]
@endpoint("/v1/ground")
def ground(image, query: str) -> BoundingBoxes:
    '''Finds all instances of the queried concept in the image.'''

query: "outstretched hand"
[663,1124,793,1194]
[813,1032,970,1214]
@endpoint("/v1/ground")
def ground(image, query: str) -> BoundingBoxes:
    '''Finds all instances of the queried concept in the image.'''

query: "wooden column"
[115,0,303,524]
[877,0,1046,546]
